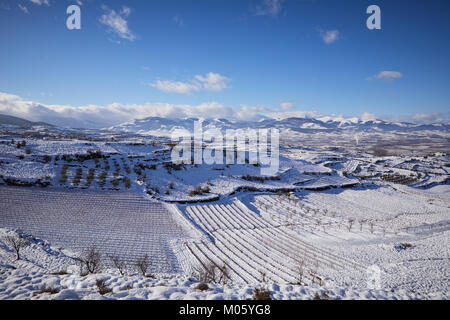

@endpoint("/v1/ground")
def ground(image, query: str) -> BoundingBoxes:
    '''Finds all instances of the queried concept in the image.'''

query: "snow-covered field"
[0,186,197,274]
[0,228,442,300]
[0,124,448,300]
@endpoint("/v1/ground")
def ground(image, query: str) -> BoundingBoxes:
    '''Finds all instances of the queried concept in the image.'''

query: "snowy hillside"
[0,119,448,300]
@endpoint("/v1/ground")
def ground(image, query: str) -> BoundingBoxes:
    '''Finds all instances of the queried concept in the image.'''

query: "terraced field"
[0,186,192,273]
[183,201,366,285]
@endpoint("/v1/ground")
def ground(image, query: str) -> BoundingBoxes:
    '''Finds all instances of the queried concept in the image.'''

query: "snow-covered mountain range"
[109,116,450,137]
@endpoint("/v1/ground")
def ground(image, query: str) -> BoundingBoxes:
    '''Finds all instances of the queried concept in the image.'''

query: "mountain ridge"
[109,116,450,136]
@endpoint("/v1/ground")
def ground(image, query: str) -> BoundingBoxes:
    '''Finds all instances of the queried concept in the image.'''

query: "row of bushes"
[241,175,281,183]
[189,185,211,196]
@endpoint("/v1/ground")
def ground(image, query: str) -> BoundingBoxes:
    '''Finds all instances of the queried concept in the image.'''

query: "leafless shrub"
[4,234,29,260]
[33,286,59,296]
[136,254,151,276]
[195,282,209,291]
[313,290,329,300]
[78,246,102,275]
[96,279,112,295]
[252,287,272,300]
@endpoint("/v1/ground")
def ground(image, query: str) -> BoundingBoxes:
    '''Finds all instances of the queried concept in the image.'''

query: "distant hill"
[0,114,53,127]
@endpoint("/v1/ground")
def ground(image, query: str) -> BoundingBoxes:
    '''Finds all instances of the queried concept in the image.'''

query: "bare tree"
[347,219,354,232]
[109,255,126,275]
[79,246,102,275]
[217,264,230,285]
[136,254,151,276]
[4,234,29,260]
[369,221,375,234]
[359,219,365,232]
[294,260,305,285]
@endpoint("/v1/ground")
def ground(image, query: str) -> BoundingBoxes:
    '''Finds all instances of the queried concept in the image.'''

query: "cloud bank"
[0,92,447,129]
[0,92,265,128]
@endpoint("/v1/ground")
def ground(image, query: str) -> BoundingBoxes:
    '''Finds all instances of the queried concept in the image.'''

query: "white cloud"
[359,112,377,122]
[151,72,230,94]
[99,5,136,41]
[1,92,446,129]
[280,102,295,110]
[367,71,403,81]
[194,72,230,91]
[320,30,340,44]
[151,80,200,95]
[255,0,283,17]
[359,111,450,124]
[28,0,50,5]
[265,110,322,120]
[410,112,449,124]
[18,4,29,13]
[0,92,266,128]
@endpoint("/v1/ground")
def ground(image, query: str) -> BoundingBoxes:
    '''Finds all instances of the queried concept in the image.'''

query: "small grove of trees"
[4,234,30,260]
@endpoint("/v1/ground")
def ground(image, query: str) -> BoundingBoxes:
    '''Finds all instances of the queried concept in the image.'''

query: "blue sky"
[0,0,449,126]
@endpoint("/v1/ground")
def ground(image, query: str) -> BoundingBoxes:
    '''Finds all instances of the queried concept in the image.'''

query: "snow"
[0,228,443,300]
[0,124,448,300]
[0,187,196,274]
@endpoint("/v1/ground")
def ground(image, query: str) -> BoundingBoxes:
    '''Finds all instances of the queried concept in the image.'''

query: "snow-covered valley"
[0,120,448,300]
